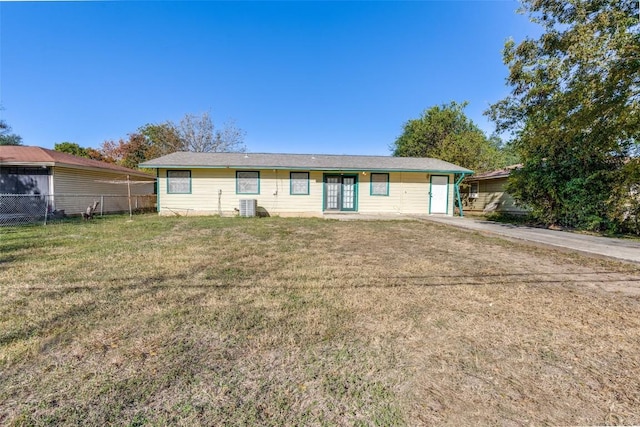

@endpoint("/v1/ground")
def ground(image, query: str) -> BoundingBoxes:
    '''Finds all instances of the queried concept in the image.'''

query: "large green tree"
[392,101,507,172]
[487,0,639,232]
[54,142,89,157]
[0,120,22,146]
[139,122,183,158]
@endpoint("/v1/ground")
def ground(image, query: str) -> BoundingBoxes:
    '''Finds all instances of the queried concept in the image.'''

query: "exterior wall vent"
[239,199,257,217]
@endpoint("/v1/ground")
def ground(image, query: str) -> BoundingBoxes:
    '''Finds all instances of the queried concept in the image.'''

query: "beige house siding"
[463,177,527,214]
[52,167,154,215]
[359,172,429,214]
[157,168,457,216]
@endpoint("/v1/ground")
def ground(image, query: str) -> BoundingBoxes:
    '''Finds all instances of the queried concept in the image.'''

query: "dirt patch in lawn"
[0,215,639,425]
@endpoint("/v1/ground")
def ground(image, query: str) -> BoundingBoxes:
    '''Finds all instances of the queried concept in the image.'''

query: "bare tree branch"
[175,112,246,153]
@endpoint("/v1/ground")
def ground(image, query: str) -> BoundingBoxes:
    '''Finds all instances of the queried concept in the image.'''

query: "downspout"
[454,173,469,217]
[156,169,160,213]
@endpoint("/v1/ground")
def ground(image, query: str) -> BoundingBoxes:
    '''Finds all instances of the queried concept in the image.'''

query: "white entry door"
[430,175,449,214]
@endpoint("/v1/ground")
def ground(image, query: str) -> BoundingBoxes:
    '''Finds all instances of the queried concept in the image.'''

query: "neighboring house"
[463,165,528,214]
[139,152,473,217]
[0,146,155,215]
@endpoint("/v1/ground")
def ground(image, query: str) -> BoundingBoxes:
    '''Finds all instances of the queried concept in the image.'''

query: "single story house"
[462,165,528,214]
[139,152,473,217]
[0,145,155,215]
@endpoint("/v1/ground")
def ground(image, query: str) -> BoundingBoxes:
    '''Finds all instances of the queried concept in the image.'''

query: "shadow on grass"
[0,299,99,347]
[0,255,18,265]
[10,270,640,296]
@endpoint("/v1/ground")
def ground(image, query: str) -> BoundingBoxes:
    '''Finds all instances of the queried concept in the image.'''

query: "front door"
[429,175,449,214]
[324,175,357,211]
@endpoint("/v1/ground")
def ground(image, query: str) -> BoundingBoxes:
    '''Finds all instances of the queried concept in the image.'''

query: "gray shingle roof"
[466,164,521,181]
[140,152,473,174]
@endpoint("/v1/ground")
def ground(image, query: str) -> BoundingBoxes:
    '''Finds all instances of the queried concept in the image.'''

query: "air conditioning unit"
[469,193,479,199]
[239,199,257,217]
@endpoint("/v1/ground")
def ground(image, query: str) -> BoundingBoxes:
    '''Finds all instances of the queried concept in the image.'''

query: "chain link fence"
[0,194,156,227]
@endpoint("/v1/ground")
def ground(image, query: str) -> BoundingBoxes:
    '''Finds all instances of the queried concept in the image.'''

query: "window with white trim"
[290,172,309,195]
[370,173,389,196]
[236,171,260,194]
[167,170,191,194]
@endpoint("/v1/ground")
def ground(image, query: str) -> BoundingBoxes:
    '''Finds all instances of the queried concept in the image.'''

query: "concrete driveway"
[421,215,640,264]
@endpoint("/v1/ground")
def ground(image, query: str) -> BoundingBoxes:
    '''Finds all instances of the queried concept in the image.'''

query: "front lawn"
[1,215,639,425]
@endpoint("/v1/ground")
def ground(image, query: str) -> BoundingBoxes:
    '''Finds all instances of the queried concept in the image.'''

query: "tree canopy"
[54,142,87,157]
[139,122,183,158]
[98,112,246,169]
[392,101,509,172]
[47,113,246,172]
[0,120,23,146]
[54,142,106,161]
[176,112,246,153]
[100,133,153,170]
[100,113,245,167]
[487,0,639,232]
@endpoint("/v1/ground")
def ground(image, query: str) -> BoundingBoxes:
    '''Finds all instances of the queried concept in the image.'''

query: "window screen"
[167,170,191,194]
[236,171,260,194]
[290,172,309,195]
[370,173,389,196]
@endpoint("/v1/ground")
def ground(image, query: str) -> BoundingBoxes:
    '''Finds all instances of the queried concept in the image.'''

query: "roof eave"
[465,173,510,181]
[140,164,471,174]
[0,161,56,168]
[2,160,153,178]
[58,163,155,179]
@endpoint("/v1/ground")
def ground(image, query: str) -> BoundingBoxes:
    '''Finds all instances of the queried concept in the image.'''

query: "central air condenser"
[239,199,257,217]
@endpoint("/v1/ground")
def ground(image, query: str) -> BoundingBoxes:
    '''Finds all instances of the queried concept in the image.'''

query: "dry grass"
[1,214,639,426]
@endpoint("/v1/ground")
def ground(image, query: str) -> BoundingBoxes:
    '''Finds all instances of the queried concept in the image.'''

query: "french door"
[324,175,357,211]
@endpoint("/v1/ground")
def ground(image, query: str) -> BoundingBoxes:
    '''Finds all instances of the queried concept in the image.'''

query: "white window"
[290,172,309,195]
[167,170,191,194]
[236,171,260,194]
[370,173,389,196]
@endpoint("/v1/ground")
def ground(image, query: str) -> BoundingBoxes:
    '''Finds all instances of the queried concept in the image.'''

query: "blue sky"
[0,1,538,156]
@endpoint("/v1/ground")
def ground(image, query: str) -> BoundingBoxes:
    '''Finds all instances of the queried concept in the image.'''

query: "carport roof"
[140,152,473,174]
[0,146,154,179]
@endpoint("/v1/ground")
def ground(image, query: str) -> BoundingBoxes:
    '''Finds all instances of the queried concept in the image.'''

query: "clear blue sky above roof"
[0,1,538,156]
